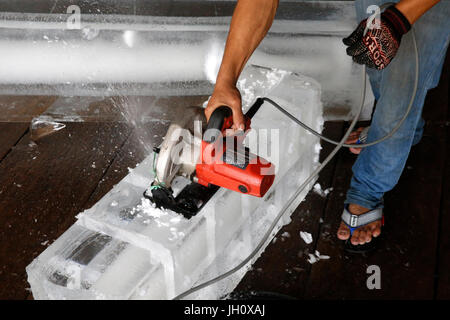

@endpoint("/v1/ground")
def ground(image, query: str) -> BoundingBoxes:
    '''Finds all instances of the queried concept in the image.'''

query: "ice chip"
[30,116,66,141]
[300,231,313,244]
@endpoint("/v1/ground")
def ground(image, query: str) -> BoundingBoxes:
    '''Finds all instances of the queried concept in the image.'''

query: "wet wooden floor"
[0,55,448,300]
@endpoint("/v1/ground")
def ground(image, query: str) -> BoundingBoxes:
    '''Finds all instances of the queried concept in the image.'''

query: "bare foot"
[345,127,365,155]
[337,203,382,245]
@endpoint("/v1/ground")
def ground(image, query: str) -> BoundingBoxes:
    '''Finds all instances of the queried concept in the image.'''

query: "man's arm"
[205,0,279,131]
[396,0,440,24]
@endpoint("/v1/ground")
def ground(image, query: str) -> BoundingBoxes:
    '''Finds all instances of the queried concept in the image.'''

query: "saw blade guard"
[155,122,202,187]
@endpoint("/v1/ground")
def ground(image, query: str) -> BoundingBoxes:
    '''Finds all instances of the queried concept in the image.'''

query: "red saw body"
[195,106,275,197]
[147,99,275,219]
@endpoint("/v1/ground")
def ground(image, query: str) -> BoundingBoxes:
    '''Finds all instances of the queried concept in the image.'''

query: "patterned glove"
[343,5,411,70]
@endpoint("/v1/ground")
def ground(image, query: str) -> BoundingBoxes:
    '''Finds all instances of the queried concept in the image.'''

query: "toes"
[351,230,360,245]
[350,227,374,245]
[365,229,373,243]
[372,227,381,238]
[337,222,350,240]
[358,230,367,245]
[371,221,382,238]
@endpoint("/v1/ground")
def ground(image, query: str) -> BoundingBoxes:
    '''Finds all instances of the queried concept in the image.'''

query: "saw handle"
[204,106,233,143]
[204,106,252,143]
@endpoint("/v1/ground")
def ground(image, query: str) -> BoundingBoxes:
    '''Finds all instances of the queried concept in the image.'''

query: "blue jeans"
[345,0,450,210]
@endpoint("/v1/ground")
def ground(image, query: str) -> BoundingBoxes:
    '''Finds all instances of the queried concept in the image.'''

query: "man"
[205,0,449,249]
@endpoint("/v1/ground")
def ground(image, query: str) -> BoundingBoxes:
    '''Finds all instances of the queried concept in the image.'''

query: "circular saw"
[145,98,276,219]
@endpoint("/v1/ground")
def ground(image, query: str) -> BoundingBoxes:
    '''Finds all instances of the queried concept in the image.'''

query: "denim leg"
[429,43,448,89]
[412,117,425,146]
[346,1,450,210]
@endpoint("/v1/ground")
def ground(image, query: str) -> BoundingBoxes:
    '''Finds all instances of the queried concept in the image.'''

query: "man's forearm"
[396,0,440,24]
[215,0,279,87]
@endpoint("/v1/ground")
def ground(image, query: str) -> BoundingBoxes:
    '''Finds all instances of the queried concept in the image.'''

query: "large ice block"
[27,66,324,299]
[0,1,373,120]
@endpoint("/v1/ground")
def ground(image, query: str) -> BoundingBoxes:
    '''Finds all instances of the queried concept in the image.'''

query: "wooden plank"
[39,95,209,123]
[0,96,56,122]
[0,122,131,299]
[233,122,344,298]
[436,124,450,299]
[0,96,57,161]
[0,123,28,161]
[434,51,449,300]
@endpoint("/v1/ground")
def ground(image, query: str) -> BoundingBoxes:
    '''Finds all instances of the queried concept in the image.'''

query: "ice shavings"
[307,250,330,264]
[300,231,313,244]
[307,253,318,264]
[132,197,167,220]
[127,197,186,241]
[313,183,333,197]
[110,201,118,207]
[281,232,290,242]
[236,67,289,110]
[30,116,66,141]
[281,232,290,238]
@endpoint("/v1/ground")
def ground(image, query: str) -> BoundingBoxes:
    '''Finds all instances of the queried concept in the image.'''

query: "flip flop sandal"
[341,206,384,254]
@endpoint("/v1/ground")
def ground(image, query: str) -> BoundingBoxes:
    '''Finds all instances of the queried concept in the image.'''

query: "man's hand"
[343,5,411,70]
[205,83,245,132]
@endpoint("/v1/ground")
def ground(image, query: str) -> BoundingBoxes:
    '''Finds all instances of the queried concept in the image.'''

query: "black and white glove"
[343,5,411,70]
